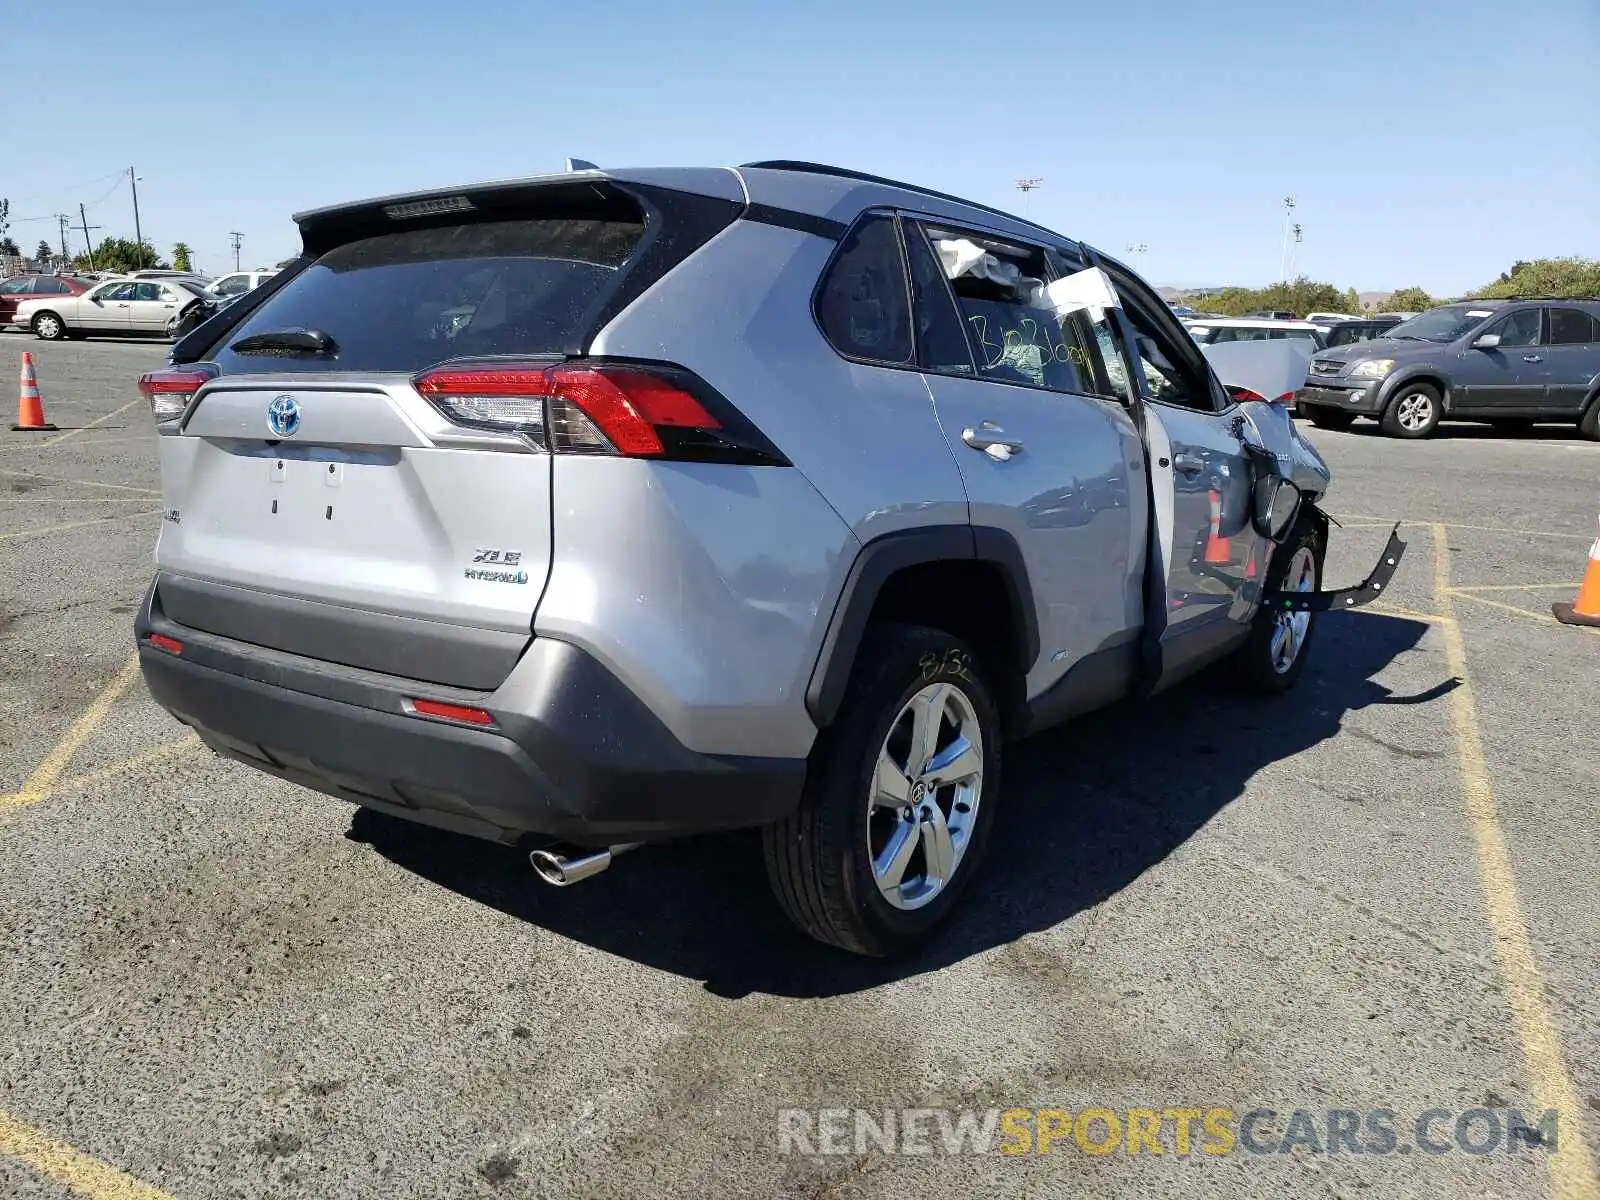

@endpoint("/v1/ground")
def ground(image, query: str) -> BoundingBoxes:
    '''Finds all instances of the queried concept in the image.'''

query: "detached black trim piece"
[741,203,847,241]
[805,525,1041,727]
[135,587,804,845]
[1266,523,1408,613]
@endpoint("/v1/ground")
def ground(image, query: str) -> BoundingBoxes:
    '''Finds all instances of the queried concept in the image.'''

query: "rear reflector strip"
[146,633,184,655]
[406,697,496,727]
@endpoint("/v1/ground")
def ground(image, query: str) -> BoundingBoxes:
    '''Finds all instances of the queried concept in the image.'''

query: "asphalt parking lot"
[1,337,1596,1200]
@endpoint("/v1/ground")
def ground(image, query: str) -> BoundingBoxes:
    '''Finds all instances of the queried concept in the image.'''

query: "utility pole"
[78,204,102,271]
[1289,222,1303,280]
[55,214,70,264]
[229,231,243,271]
[129,167,143,254]
[1015,177,1042,219]
[1279,196,1296,285]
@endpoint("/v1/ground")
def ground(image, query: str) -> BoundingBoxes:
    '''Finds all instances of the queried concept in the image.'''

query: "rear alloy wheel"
[1235,520,1323,694]
[1379,383,1442,439]
[1303,405,1356,431]
[764,624,1001,956]
[31,312,65,341]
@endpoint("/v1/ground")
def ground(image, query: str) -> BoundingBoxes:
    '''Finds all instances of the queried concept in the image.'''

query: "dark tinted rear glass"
[211,217,645,375]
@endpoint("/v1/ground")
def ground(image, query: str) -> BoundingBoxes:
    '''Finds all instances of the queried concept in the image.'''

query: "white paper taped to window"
[1040,266,1122,319]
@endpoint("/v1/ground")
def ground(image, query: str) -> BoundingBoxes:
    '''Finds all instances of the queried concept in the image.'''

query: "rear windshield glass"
[210,217,645,375]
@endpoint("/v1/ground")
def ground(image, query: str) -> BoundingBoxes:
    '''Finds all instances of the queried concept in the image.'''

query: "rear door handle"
[961,423,1025,461]
[1522,354,1543,363]
[1172,452,1205,476]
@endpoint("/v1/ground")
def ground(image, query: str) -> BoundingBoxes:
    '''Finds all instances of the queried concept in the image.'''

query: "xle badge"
[465,548,527,584]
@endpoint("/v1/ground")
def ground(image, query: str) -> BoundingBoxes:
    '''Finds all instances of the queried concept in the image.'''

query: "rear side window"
[36,279,69,295]
[918,223,1102,396]
[815,215,913,366]
[1548,308,1598,345]
[903,223,974,375]
[210,216,646,375]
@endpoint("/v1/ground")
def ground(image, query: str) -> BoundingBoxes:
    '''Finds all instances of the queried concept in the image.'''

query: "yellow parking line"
[1432,525,1597,1200]
[0,510,158,543]
[0,467,160,496]
[0,654,142,812]
[41,399,144,448]
[1335,515,1592,541]
[1448,582,1581,594]
[1366,604,1452,624]
[0,1110,176,1200]
[41,738,205,804]
[1447,590,1578,626]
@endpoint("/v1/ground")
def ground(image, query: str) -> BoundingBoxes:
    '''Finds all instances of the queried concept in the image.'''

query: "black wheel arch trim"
[805,525,1040,728]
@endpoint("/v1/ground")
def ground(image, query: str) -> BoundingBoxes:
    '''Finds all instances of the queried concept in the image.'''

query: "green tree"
[1471,257,1600,300]
[1386,287,1436,311]
[0,236,19,258]
[0,198,9,240]
[71,237,168,273]
[172,243,193,272]
[36,240,54,265]
[1187,276,1350,318]
[1342,287,1362,314]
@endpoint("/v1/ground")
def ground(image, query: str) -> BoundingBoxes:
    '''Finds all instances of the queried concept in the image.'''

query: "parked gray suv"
[1298,300,1600,438]
[134,161,1400,956]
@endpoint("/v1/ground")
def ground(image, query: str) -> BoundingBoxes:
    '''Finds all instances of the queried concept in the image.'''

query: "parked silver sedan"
[14,277,213,341]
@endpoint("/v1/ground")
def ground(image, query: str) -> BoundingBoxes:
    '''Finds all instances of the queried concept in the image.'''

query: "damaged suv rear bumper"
[134,581,804,847]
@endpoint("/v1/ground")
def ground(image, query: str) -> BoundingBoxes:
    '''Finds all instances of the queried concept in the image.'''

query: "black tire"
[1578,395,1600,441]
[31,312,66,341]
[1379,382,1442,438]
[763,623,1002,957]
[1303,405,1356,431]
[1234,518,1325,695]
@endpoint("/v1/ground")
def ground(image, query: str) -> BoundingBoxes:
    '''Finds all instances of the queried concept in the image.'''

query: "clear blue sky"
[7,0,1596,295]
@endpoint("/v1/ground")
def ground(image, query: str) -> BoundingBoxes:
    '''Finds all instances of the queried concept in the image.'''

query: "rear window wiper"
[230,328,338,355]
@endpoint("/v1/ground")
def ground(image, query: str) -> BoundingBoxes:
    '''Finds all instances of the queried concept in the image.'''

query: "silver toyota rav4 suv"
[135,161,1403,956]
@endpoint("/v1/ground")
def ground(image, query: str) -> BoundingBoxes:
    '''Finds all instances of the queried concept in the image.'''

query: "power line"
[3,168,126,208]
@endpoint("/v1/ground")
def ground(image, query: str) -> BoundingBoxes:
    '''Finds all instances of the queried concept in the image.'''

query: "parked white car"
[14,277,213,341]
[206,270,277,302]
[1183,317,1327,349]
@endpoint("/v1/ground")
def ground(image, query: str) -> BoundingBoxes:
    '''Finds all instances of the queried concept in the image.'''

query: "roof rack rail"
[1482,294,1600,303]
[739,159,1072,245]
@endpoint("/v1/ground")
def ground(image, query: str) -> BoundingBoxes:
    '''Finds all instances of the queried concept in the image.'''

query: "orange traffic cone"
[12,353,58,432]
[1552,514,1600,628]
[1203,489,1231,564]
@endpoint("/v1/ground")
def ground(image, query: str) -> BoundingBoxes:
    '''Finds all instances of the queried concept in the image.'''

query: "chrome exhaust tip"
[528,842,640,887]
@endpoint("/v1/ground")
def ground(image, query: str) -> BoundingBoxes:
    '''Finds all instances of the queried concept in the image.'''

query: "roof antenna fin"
[565,157,599,172]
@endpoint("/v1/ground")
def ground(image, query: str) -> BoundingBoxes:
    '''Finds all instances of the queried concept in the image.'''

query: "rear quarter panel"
[579,218,973,758]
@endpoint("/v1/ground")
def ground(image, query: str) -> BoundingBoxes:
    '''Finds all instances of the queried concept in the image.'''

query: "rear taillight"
[146,633,184,655]
[413,361,788,466]
[1226,385,1298,406]
[138,365,218,422]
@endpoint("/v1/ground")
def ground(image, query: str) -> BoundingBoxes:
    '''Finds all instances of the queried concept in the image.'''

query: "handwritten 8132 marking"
[967,314,1090,372]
